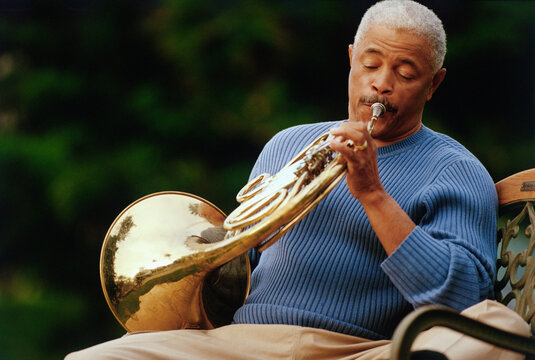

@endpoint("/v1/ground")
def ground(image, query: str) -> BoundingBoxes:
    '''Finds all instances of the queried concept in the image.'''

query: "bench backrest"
[495,169,535,333]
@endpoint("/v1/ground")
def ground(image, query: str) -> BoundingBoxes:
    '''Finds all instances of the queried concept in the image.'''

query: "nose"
[371,68,394,96]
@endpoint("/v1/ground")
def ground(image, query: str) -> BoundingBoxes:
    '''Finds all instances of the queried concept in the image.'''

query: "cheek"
[349,66,366,89]
[414,82,433,102]
[397,85,428,110]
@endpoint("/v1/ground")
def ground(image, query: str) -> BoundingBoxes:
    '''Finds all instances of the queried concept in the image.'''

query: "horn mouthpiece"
[371,102,386,118]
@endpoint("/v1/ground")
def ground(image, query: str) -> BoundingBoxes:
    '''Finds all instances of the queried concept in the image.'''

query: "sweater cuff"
[380,226,450,305]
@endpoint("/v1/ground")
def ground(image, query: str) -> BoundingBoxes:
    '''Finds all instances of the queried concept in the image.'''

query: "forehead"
[356,25,433,71]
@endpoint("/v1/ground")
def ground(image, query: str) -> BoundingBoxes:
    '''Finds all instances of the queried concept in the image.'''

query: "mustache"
[359,96,398,114]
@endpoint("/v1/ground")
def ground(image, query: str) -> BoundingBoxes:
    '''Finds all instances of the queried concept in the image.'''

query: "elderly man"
[66,1,529,359]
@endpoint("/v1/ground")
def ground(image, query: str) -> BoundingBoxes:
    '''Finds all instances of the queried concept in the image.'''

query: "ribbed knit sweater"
[232,120,498,340]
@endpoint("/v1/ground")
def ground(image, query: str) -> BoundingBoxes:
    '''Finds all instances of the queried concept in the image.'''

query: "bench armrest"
[390,305,535,360]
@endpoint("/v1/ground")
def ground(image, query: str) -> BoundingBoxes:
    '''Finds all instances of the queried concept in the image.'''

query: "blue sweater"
[232,120,498,340]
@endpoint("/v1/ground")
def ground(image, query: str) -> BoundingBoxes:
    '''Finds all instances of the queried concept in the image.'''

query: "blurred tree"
[431,1,535,180]
[0,1,532,359]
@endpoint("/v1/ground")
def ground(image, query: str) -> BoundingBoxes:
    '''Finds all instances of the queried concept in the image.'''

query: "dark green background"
[0,1,533,359]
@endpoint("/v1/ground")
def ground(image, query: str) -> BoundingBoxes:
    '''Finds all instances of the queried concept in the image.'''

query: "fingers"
[330,121,367,138]
[330,122,380,200]
[329,122,371,157]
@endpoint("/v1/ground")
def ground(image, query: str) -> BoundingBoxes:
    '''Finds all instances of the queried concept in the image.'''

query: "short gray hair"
[354,0,446,72]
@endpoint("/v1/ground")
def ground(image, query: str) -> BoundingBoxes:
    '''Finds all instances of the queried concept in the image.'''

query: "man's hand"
[329,121,384,201]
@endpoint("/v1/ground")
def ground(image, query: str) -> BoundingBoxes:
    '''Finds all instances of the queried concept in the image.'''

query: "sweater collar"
[337,120,429,156]
[375,125,429,157]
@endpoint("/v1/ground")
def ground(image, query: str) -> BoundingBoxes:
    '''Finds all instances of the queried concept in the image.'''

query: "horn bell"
[100,191,250,332]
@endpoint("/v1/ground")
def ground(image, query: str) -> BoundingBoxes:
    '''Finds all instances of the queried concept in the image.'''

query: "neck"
[374,123,422,147]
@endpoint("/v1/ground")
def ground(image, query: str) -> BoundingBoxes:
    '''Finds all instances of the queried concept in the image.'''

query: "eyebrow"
[363,48,382,56]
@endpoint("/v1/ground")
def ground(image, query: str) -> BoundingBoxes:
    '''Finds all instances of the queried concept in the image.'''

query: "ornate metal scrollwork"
[496,201,535,332]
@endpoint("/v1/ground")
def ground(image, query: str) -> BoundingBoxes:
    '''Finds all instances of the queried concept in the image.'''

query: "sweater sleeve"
[380,159,498,311]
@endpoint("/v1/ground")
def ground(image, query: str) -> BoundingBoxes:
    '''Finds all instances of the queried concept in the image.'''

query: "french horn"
[100,103,386,332]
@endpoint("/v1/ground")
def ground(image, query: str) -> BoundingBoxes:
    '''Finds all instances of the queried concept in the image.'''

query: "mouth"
[359,98,397,114]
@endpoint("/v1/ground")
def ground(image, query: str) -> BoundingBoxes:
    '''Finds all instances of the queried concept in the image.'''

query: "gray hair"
[354,0,446,72]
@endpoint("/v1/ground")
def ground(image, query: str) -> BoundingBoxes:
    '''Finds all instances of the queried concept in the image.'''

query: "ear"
[427,68,446,101]
[348,44,353,67]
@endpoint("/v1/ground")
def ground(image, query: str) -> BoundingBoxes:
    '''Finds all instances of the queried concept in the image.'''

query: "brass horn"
[100,103,386,332]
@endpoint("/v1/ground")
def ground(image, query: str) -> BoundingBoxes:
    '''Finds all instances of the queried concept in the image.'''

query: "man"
[66,1,529,359]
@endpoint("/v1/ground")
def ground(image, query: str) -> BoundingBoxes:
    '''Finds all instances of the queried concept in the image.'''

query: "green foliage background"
[0,1,533,359]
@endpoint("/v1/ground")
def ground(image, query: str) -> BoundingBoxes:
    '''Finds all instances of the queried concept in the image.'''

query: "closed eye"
[399,73,415,80]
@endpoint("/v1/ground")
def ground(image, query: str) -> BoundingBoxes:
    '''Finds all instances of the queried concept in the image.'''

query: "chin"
[355,109,370,123]
[370,119,390,137]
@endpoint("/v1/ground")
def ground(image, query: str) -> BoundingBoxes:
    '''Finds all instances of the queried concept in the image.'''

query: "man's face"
[348,25,445,145]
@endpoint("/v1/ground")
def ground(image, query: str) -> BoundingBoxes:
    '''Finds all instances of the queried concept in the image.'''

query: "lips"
[361,101,397,115]
[361,102,384,113]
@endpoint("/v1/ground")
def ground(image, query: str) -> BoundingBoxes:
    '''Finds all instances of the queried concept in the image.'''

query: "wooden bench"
[390,169,535,359]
